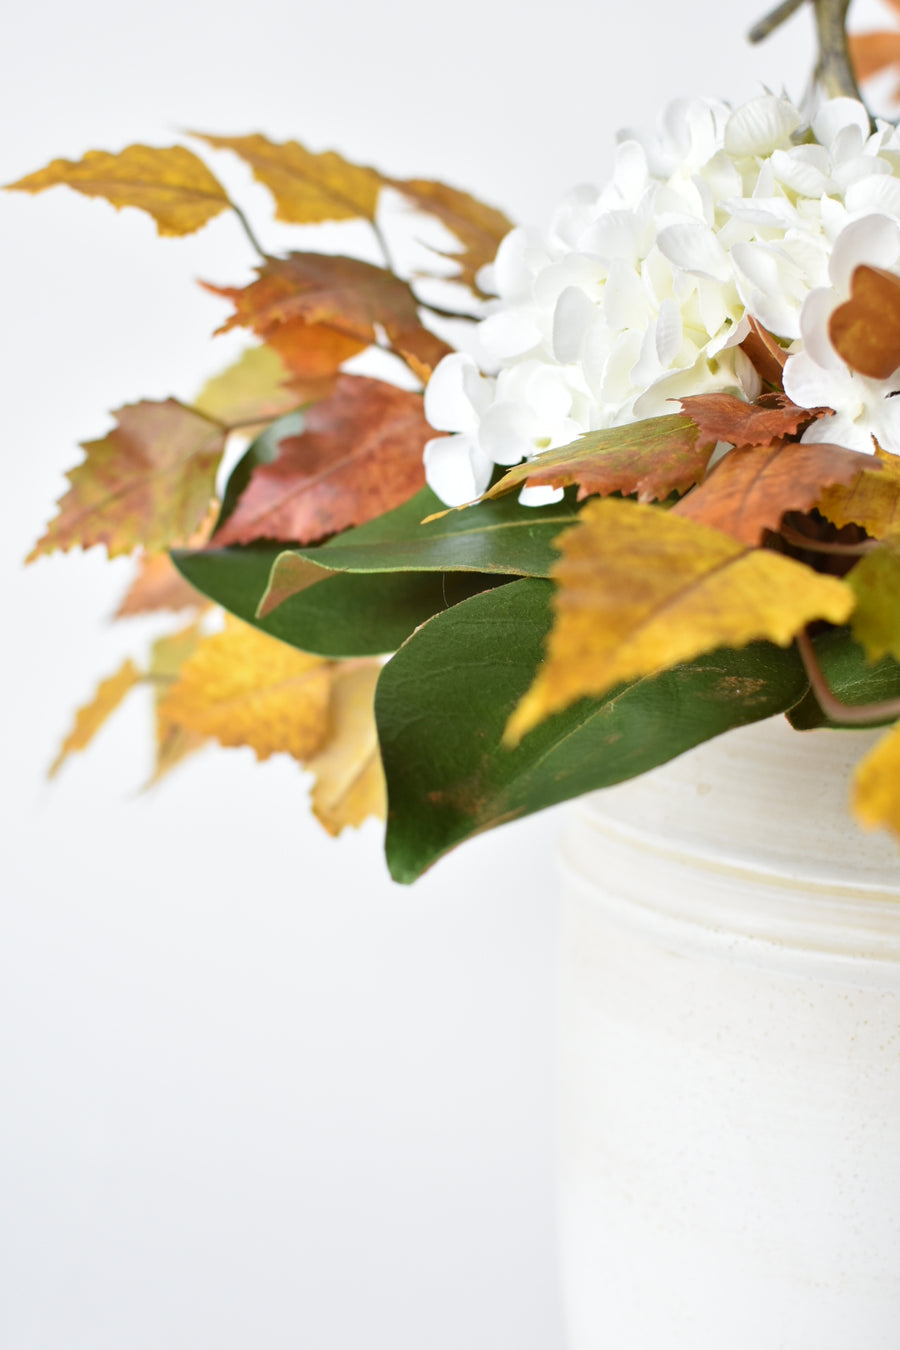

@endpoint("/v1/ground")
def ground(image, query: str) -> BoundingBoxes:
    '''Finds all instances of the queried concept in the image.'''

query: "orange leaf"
[6,145,231,236]
[679,392,829,448]
[738,316,788,391]
[849,30,900,84]
[49,659,142,778]
[29,400,225,561]
[829,265,900,380]
[213,375,429,546]
[483,414,716,505]
[388,178,513,296]
[115,552,209,617]
[818,448,898,537]
[672,441,873,544]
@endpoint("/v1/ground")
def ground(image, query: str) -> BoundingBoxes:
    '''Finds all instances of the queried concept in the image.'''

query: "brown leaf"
[116,552,210,617]
[483,414,716,505]
[738,316,788,390]
[213,375,429,546]
[818,448,897,537]
[29,400,226,561]
[679,391,829,448]
[6,145,231,236]
[306,661,386,834]
[672,440,872,545]
[829,265,900,379]
[388,178,513,296]
[49,659,142,778]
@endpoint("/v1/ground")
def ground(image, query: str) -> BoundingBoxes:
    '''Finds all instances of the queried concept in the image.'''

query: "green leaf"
[376,578,811,882]
[787,626,900,729]
[171,542,511,657]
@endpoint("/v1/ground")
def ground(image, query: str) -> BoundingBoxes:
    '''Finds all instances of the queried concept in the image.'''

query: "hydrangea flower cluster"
[423,94,900,506]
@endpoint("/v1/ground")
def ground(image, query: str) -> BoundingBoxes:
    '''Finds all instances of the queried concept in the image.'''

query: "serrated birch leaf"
[483,415,716,505]
[818,449,897,537]
[853,720,900,841]
[738,316,788,389]
[829,265,900,378]
[193,345,302,431]
[306,661,386,834]
[505,498,854,744]
[6,145,231,235]
[29,400,226,560]
[847,539,900,662]
[678,392,828,448]
[159,616,331,761]
[49,659,141,778]
[213,375,429,546]
[672,440,871,544]
[147,622,208,785]
[115,552,209,617]
[388,178,513,295]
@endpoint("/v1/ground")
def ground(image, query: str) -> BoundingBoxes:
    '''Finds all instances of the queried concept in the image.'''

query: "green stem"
[229,200,268,261]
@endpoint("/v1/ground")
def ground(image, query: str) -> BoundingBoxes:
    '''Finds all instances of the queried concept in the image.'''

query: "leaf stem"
[796,628,900,724]
[228,200,267,261]
[747,0,807,44]
[372,218,400,275]
[778,522,878,556]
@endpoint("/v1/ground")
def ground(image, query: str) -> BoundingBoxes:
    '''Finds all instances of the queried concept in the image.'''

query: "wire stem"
[778,522,878,556]
[229,201,268,261]
[797,628,900,724]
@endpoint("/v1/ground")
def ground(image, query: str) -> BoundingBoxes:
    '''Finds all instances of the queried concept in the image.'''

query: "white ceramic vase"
[557,715,900,1350]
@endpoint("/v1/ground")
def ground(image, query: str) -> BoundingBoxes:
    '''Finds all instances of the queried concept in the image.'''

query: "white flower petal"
[424,353,493,434]
[518,482,565,507]
[724,95,801,157]
[656,222,731,281]
[424,434,493,506]
[845,175,900,219]
[812,98,871,149]
[828,213,900,291]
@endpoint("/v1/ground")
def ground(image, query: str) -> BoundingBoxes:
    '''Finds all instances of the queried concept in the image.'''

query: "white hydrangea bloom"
[424,93,900,506]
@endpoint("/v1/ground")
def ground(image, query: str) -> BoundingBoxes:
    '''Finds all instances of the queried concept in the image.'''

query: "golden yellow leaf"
[306,661,386,834]
[847,538,900,663]
[505,498,855,744]
[147,623,208,785]
[49,659,141,778]
[192,345,302,432]
[159,616,331,761]
[818,449,900,538]
[6,145,231,236]
[852,720,900,842]
[388,178,513,296]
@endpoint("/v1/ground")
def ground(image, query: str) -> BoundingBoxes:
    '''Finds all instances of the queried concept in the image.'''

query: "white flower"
[424,92,900,506]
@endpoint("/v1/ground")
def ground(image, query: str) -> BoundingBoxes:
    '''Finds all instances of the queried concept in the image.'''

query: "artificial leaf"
[678,392,828,448]
[818,448,898,537]
[850,2,900,98]
[376,578,810,882]
[29,400,225,560]
[482,414,716,505]
[6,145,230,236]
[213,375,429,547]
[115,552,209,617]
[388,178,513,295]
[205,252,451,381]
[847,538,900,663]
[672,440,871,545]
[853,719,900,841]
[193,345,303,432]
[829,265,900,379]
[306,660,386,833]
[159,616,331,761]
[738,316,788,390]
[49,659,141,778]
[504,497,854,744]
[787,626,900,729]
[146,622,208,784]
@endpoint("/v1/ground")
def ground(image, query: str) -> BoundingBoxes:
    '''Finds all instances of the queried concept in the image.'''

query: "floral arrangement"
[12,0,900,881]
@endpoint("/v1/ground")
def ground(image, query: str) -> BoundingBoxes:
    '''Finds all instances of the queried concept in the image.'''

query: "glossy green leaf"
[376,578,811,882]
[787,626,900,729]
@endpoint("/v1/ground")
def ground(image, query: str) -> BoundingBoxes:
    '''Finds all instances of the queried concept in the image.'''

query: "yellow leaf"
[6,144,231,236]
[193,345,302,433]
[307,661,386,834]
[147,623,208,785]
[853,720,900,842]
[847,538,900,663]
[159,617,331,762]
[49,659,141,778]
[818,449,900,538]
[505,498,854,744]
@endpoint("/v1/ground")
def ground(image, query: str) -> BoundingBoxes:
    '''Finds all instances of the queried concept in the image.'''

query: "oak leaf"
[49,659,142,778]
[6,145,231,236]
[672,440,871,545]
[847,539,900,663]
[678,392,829,448]
[504,498,854,744]
[483,415,716,505]
[147,623,208,785]
[738,316,788,390]
[829,265,900,379]
[213,375,429,547]
[29,400,226,560]
[818,448,897,537]
[852,719,900,842]
[159,616,331,761]
[193,345,303,432]
[387,178,513,296]
[306,660,386,833]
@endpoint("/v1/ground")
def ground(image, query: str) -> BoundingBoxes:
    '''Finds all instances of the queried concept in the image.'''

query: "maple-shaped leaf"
[306,660,386,834]
[672,440,871,545]
[49,659,142,778]
[504,497,854,744]
[847,538,900,663]
[483,415,716,506]
[6,145,231,236]
[115,552,210,617]
[818,448,897,537]
[213,375,429,547]
[159,616,332,761]
[29,400,226,560]
[206,252,450,382]
[829,265,900,379]
[388,178,513,296]
[193,345,303,432]
[679,392,828,448]
[147,622,208,785]
[738,316,788,391]
[853,719,900,843]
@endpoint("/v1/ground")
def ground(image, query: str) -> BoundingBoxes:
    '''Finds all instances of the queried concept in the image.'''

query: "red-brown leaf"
[213,375,430,546]
[679,391,829,448]
[738,316,788,390]
[829,265,900,380]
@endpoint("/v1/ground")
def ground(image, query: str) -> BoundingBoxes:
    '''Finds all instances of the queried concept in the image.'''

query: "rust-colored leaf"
[116,552,210,617]
[738,316,788,390]
[852,719,900,843]
[29,400,226,560]
[483,414,716,505]
[147,622,208,785]
[829,265,900,379]
[504,498,854,744]
[306,660,386,834]
[213,375,429,546]
[388,178,513,296]
[6,145,231,236]
[672,440,872,545]
[679,391,829,448]
[818,448,898,537]
[49,659,142,778]
[850,7,900,96]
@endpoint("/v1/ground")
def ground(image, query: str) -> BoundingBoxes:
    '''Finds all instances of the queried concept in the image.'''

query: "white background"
[0,1,883,1346]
